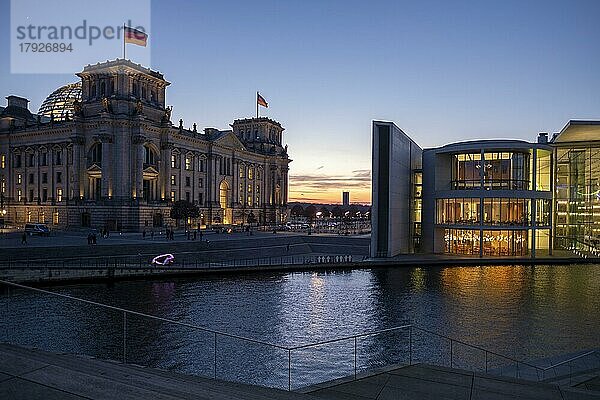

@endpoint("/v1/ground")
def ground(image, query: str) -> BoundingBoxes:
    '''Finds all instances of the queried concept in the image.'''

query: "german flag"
[124,26,148,47]
[257,92,268,108]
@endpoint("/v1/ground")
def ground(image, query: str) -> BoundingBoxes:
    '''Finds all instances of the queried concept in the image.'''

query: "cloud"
[290,169,372,191]
[352,169,371,178]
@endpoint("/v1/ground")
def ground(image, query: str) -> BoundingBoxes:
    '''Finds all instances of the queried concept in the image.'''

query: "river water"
[1,264,599,389]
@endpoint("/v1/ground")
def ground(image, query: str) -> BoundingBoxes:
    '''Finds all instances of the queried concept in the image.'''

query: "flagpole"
[256,91,259,118]
[123,23,126,60]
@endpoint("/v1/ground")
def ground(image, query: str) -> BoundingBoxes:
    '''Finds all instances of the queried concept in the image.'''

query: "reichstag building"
[0,59,290,230]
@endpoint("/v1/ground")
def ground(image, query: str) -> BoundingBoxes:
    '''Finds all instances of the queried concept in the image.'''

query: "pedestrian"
[187,230,191,240]
[21,232,27,245]
[193,231,197,240]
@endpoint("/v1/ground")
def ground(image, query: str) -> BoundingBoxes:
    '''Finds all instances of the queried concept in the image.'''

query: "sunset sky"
[2,0,599,204]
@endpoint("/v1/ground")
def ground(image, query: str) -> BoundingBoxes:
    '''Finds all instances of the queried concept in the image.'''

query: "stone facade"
[0,59,290,231]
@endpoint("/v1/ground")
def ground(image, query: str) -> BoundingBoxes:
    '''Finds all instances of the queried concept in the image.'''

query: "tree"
[331,206,344,218]
[319,206,330,219]
[291,204,304,217]
[247,211,257,224]
[304,205,317,221]
[170,200,199,229]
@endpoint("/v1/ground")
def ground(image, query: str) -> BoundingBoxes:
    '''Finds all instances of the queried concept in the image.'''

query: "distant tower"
[342,191,350,206]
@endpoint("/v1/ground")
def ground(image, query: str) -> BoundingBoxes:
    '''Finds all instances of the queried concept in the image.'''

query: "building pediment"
[213,131,245,151]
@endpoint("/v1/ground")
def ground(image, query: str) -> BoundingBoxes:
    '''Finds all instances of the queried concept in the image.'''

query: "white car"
[151,253,175,266]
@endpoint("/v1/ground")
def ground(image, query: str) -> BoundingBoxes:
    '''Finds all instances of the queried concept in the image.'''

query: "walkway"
[305,363,600,400]
[0,344,314,400]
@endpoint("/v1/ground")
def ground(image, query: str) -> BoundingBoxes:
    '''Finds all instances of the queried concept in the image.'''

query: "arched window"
[132,82,138,97]
[90,143,102,163]
[91,82,97,98]
[100,81,106,97]
[219,180,229,209]
[144,145,155,165]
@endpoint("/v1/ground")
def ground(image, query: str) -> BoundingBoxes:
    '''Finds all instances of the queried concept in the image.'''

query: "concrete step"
[0,343,315,400]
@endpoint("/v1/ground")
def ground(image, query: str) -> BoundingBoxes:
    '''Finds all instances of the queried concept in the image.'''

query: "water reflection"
[1,264,599,389]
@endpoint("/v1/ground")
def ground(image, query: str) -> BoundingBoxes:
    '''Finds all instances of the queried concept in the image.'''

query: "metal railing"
[0,254,359,270]
[0,279,596,391]
[538,350,600,384]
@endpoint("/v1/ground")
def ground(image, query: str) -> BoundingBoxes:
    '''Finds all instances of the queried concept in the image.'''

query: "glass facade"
[555,147,600,250]
[437,147,551,257]
[451,151,531,190]
[444,229,528,256]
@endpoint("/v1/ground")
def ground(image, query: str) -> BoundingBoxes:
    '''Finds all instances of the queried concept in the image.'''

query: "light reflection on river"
[1,264,599,389]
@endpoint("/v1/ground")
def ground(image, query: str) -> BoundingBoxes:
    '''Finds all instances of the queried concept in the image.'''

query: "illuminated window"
[171,154,177,169]
[17,174,22,185]
[247,183,252,193]
[53,209,59,225]
[1,178,5,193]
[247,195,253,207]
[239,166,244,178]
[171,175,176,186]
[170,191,176,202]
[248,167,254,180]
[0,154,5,169]
[27,210,31,222]
[17,189,22,202]
[185,156,192,171]
[56,188,63,202]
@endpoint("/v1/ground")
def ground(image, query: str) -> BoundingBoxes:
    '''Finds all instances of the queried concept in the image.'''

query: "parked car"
[24,223,50,236]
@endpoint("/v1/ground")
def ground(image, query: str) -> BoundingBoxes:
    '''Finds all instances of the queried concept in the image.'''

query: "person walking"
[21,232,27,245]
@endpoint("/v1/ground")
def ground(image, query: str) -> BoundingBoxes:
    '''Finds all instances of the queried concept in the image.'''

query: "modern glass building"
[421,140,552,257]
[371,120,599,258]
[552,121,600,255]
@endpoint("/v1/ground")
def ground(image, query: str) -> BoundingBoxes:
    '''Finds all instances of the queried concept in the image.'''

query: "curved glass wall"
[437,198,536,226]
[451,151,531,190]
[444,229,528,256]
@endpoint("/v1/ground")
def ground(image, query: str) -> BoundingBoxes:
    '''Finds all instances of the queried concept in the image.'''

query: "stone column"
[100,135,112,199]
[162,144,172,201]
[133,135,145,199]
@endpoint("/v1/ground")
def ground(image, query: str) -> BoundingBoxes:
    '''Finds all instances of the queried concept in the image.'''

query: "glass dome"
[38,82,82,121]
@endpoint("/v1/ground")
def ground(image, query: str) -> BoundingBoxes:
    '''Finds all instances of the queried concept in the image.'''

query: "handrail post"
[288,349,291,391]
[450,339,453,368]
[409,326,412,365]
[354,337,357,380]
[485,350,488,373]
[122,311,127,363]
[214,332,217,379]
